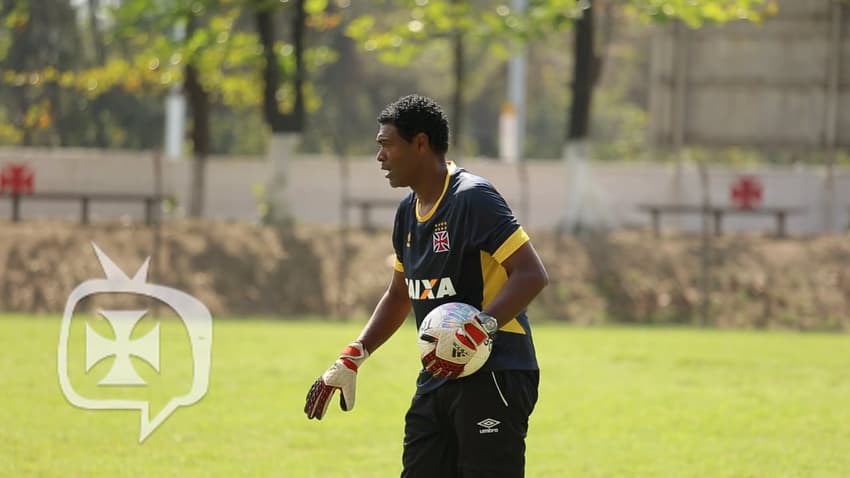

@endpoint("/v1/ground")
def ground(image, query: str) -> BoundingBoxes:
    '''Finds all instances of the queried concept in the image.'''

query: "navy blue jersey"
[392,163,539,394]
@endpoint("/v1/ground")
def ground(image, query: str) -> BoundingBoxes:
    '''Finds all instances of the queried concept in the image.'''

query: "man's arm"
[304,269,410,419]
[481,241,548,327]
[419,241,547,378]
[357,268,412,354]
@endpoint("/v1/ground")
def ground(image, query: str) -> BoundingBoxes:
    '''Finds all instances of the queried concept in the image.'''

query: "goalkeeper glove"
[420,317,489,379]
[304,341,369,420]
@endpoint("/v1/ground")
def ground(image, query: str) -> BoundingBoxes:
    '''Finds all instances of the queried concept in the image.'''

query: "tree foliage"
[0,0,782,156]
[343,0,776,149]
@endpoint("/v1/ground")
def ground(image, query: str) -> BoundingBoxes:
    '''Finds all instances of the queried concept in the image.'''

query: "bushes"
[1,221,847,330]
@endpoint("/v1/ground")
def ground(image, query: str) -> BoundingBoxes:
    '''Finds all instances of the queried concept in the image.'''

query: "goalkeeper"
[305,94,548,478]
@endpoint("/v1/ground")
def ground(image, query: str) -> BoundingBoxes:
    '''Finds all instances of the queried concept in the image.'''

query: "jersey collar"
[416,161,457,222]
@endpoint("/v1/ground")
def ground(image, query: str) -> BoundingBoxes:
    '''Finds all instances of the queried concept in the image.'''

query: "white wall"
[0,149,848,235]
[649,0,850,149]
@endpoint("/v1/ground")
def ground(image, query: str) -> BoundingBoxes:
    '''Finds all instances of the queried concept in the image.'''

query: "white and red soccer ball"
[417,302,493,378]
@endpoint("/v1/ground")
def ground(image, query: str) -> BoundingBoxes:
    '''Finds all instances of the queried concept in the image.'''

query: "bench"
[638,204,806,238]
[0,192,171,225]
[344,197,399,231]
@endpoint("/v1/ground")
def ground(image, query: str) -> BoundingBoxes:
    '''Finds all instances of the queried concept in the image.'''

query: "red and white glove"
[420,318,489,379]
[304,341,369,420]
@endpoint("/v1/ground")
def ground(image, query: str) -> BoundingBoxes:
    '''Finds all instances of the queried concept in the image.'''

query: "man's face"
[376,123,421,188]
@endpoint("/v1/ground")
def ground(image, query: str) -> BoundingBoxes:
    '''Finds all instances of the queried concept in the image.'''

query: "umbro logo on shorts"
[477,418,500,434]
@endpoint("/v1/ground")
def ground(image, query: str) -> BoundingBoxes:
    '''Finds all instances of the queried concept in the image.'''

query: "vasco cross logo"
[86,309,159,385]
[433,221,450,253]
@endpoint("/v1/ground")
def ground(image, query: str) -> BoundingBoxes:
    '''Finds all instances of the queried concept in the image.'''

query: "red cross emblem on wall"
[0,163,34,194]
[730,176,762,210]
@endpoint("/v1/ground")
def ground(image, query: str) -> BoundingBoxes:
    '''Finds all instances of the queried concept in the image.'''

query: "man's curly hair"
[377,94,450,156]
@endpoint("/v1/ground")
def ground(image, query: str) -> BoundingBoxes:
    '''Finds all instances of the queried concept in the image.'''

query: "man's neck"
[412,159,448,214]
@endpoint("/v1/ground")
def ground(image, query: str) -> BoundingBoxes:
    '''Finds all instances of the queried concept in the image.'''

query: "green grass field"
[2,314,850,477]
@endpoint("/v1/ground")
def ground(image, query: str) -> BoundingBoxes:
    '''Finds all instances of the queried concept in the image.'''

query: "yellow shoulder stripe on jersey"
[492,227,530,264]
[480,250,527,335]
[394,257,404,272]
[416,161,456,223]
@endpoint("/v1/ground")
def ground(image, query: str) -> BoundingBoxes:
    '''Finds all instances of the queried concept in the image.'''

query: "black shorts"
[401,369,539,478]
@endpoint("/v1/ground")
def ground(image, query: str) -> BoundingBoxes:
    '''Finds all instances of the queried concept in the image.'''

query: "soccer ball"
[417,302,493,378]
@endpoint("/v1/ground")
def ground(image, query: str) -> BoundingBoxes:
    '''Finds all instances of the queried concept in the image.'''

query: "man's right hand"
[304,342,369,420]
[420,317,490,378]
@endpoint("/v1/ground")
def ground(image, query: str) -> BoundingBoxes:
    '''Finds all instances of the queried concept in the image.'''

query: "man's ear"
[414,132,429,152]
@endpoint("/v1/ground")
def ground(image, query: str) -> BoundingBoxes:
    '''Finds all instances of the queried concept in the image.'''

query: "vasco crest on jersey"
[432,221,450,253]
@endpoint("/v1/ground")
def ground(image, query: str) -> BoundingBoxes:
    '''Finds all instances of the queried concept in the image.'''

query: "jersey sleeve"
[391,197,409,272]
[465,183,529,264]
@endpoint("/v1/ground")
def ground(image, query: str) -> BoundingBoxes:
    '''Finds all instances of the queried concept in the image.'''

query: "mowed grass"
[2,314,850,477]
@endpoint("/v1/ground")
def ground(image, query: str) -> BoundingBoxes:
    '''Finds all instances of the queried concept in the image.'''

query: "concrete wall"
[649,0,850,149]
[0,149,848,235]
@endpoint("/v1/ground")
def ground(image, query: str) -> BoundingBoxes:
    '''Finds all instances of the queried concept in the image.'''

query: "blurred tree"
[559,0,777,149]
[347,0,501,154]
[253,0,306,225]
[102,0,265,215]
[509,0,775,231]
[255,0,305,135]
[0,0,86,146]
[448,0,468,150]
[183,11,211,217]
[0,0,780,166]
[346,0,775,159]
[85,0,109,147]
[311,0,368,154]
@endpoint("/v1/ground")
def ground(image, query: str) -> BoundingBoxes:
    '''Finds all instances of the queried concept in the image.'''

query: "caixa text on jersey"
[406,277,457,300]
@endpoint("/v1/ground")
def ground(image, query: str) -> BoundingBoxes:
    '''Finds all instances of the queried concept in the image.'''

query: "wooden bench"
[0,192,171,225]
[345,197,399,231]
[638,204,806,238]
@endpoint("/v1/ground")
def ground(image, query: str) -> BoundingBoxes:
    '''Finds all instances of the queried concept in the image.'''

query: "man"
[304,94,548,477]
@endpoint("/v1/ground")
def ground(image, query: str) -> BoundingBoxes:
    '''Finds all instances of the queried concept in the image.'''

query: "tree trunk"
[320,2,362,317]
[568,0,594,141]
[255,0,306,224]
[256,8,285,132]
[562,1,598,233]
[451,31,464,150]
[697,157,712,326]
[183,14,210,218]
[86,0,109,148]
[87,0,106,63]
[290,0,305,132]
[563,140,590,232]
[450,0,465,150]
